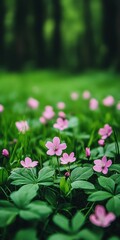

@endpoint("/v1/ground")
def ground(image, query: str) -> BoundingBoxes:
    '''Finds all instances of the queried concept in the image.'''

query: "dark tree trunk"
[82,0,95,68]
[0,0,5,66]
[116,0,120,71]
[102,0,117,68]
[9,0,28,71]
[51,0,62,68]
[33,0,46,68]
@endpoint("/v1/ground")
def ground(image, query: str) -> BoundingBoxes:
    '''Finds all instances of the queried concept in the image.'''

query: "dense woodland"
[0,0,120,71]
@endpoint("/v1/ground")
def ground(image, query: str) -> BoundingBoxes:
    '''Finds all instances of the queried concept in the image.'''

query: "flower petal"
[47,149,55,156]
[59,143,67,150]
[45,141,53,149]
[89,214,102,226]
[53,137,60,146]
[106,160,112,167]
[93,165,102,172]
[95,205,106,219]
[25,157,32,165]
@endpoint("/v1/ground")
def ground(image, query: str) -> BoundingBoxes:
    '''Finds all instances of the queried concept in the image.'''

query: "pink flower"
[15,121,29,133]
[58,111,66,119]
[57,102,66,110]
[20,157,38,168]
[0,104,4,112]
[82,90,91,99]
[85,147,91,158]
[65,171,70,177]
[89,98,99,110]
[39,116,46,124]
[98,139,105,146]
[93,156,112,174]
[53,118,68,131]
[2,149,9,157]
[45,137,67,156]
[60,152,76,164]
[43,106,55,120]
[116,102,120,110]
[27,97,39,109]
[103,96,115,107]
[70,92,79,100]
[98,124,112,140]
[89,205,116,227]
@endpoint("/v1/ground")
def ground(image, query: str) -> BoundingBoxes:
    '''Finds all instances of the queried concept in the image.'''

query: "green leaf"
[14,229,38,240]
[10,184,39,207]
[60,177,70,195]
[88,191,112,202]
[53,214,70,233]
[72,211,85,232]
[0,210,17,227]
[0,167,8,184]
[48,233,72,240]
[71,167,93,182]
[19,210,40,220]
[71,181,95,190]
[98,176,115,193]
[19,201,52,221]
[106,196,120,216]
[108,237,120,240]
[115,184,120,194]
[76,229,98,240]
[110,164,120,173]
[45,189,57,207]
[38,167,54,185]
[28,201,52,217]
[9,168,37,186]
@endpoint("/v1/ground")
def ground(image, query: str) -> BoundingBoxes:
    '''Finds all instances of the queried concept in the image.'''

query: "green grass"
[0,70,120,105]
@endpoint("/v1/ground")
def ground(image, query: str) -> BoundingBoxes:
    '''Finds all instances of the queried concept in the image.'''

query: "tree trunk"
[82,0,95,68]
[51,0,62,68]
[102,0,117,68]
[0,0,5,66]
[116,0,120,71]
[33,0,46,68]
[11,0,28,70]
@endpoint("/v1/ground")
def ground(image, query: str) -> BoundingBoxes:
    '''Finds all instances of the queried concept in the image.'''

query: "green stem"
[57,156,60,175]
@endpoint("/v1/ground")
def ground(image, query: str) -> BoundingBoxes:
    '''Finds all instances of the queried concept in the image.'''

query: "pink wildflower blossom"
[27,97,39,109]
[15,121,29,133]
[57,102,66,110]
[85,147,91,158]
[103,96,115,107]
[43,105,55,120]
[2,149,9,157]
[70,92,79,100]
[39,116,46,124]
[0,104,4,112]
[65,171,70,177]
[58,111,66,118]
[116,102,120,110]
[89,98,98,110]
[82,90,91,99]
[89,205,116,227]
[98,124,112,140]
[20,157,38,168]
[53,118,68,131]
[60,152,76,164]
[98,139,105,146]
[45,137,67,156]
[93,156,112,174]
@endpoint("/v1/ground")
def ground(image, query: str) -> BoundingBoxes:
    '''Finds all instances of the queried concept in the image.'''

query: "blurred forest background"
[0,0,120,72]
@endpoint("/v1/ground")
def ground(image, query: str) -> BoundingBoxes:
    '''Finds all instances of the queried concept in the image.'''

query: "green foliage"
[0,167,8,184]
[9,167,55,186]
[14,229,38,240]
